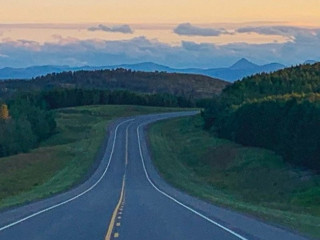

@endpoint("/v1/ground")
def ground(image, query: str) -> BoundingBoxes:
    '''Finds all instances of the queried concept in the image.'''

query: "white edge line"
[137,122,249,240]
[0,118,134,232]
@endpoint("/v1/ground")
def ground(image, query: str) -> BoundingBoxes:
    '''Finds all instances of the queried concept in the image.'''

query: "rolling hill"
[0,69,229,99]
[203,62,320,171]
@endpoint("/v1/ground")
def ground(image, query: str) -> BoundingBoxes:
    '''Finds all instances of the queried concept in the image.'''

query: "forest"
[0,68,229,100]
[203,63,320,171]
[0,88,195,158]
[0,99,56,157]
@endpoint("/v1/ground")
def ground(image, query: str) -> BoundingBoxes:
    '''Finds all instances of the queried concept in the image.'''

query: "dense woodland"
[0,99,56,157]
[203,63,320,171]
[0,68,229,99]
[0,88,195,158]
[40,88,194,109]
[219,63,320,107]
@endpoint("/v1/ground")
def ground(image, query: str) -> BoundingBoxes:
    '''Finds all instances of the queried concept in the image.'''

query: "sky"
[0,0,319,68]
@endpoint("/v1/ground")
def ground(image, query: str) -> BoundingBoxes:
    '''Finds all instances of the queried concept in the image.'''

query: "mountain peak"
[230,58,258,70]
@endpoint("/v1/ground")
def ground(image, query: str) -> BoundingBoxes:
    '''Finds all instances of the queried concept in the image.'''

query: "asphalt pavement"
[0,112,311,240]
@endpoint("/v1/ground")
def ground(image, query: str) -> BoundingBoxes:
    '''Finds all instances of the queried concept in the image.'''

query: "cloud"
[237,26,320,42]
[174,23,227,37]
[181,41,217,51]
[0,36,232,68]
[3,39,41,51]
[0,53,8,58]
[88,24,133,34]
[0,28,319,69]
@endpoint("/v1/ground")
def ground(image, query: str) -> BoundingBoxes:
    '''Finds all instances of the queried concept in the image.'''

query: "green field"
[0,105,184,210]
[148,115,320,239]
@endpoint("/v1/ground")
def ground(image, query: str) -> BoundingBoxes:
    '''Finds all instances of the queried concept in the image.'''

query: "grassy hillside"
[0,105,184,210]
[0,69,229,99]
[148,115,320,239]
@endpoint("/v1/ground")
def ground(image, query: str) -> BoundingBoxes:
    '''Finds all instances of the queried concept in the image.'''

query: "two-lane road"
[0,112,310,240]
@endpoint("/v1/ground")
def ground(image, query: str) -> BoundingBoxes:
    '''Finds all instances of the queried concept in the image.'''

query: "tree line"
[203,63,320,172]
[0,68,228,100]
[39,88,195,109]
[0,88,195,158]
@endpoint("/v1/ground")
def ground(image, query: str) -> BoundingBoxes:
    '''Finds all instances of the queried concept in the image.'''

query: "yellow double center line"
[105,175,125,239]
[105,123,130,240]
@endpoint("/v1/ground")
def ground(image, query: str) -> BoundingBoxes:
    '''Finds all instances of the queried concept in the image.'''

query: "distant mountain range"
[0,58,316,82]
[304,60,318,65]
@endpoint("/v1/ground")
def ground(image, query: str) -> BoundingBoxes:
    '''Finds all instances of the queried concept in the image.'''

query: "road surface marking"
[137,123,249,240]
[104,176,125,240]
[105,122,130,240]
[116,223,120,226]
[0,118,134,233]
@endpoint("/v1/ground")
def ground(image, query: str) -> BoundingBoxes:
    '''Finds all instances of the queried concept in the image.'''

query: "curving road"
[0,112,310,240]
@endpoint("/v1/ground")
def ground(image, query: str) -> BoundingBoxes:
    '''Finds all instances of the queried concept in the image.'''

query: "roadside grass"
[148,115,320,239]
[0,105,185,210]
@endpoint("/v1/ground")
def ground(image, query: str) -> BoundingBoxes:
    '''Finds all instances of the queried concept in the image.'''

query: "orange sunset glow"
[1,0,319,24]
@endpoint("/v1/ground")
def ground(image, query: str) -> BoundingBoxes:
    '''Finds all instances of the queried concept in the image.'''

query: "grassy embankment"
[148,115,320,239]
[0,105,184,210]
